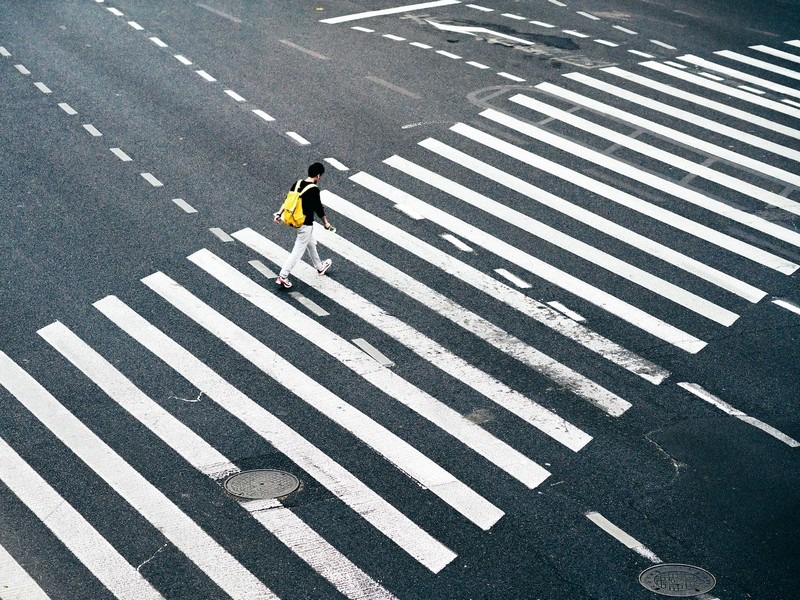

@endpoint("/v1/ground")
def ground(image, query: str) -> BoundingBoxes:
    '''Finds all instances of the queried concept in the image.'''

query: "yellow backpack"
[280,180,316,227]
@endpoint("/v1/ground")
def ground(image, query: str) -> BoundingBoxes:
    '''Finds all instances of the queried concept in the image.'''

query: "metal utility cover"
[639,564,716,597]
[224,470,300,500]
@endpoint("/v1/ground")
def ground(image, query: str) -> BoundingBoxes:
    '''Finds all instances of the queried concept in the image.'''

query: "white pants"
[279,224,322,278]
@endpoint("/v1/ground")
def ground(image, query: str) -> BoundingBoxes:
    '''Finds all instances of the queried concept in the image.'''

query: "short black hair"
[308,162,325,177]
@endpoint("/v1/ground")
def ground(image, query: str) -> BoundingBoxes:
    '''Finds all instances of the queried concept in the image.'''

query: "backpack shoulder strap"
[298,181,317,196]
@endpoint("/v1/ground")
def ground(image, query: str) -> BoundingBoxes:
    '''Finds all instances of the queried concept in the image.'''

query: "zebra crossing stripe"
[3,353,258,598]
[0,439,161,600]
[563,72,800,173]
[143,269,508,529]
[316,193,645,406]
[390,148,765,301]
[641,61,800,120]
[508,92,800,237]
[751,44,800,65]
[93,296,457,573]
[603,66,800,141]
[676,54,800,100]
[188,249,546,494]
[715,49,800,81]
[39,317,397,600]
[232,228,592,452]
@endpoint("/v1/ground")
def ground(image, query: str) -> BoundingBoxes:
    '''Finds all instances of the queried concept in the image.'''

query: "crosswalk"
[3,38,800,599]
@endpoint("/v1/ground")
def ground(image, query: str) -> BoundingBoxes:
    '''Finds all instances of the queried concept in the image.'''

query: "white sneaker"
[317,259,332,276]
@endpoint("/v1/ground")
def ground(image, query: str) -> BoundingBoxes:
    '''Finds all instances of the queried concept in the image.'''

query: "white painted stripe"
[286,131,311,145]
[613,25,637,34]
[148,264,510,526]
[38,322,238,480]
[224,89,246,102]
[356,167,727,349]
[209,227,234,242]
[699,71,725,81]
[33,81,51,93]
[0,351,275,599]
[82,124,102,136]
[539,82,800,249]
[0,46,11,57]
[128,21,144,30]
[249,259,277,278]
[58,102,77,115]
[562,30,589,38]
[171,198,197,213]
[0,434,162,600]
[395,203,425,219]
[324,157,349,171]
[252,109,275,122]
[436,50,462,59]
[716,49,800,81]
[773,297,800,316]
[232,228,592,451]
[174,54,192,65]
[738,85,766,95]
[751,44,800,65]
[320,0,462,24]
[352,338,395,367]
[549,0,566,6]
[565,72,800,168]
[663,60,687,68]
[787,40,800,48]
[440,233,473,251]
[677,54,800,100]
[318,192,650,404]
[0,541,51,600]
[494,268,531,288]
[466,4,493,11]
[508,93,800,263]
[383,34,406,41]
[497,72,525,82]
[628,50,655,58]
[94,296,456,573]
[410,42,432,49]
[594,39,618,47]
[530,21,555,28]
[196,3,242,23]
[678,382,800,448]
[196,69,216,81]
[351,26,375,32]
[585,511,662,562]
[784,99,800,108]
[289,291,330,316]
[650,39,676,49]
[641,60,800,120]
[576,11,600,20]
[465,60,490,68]
[189,251,546,494]
[149,36,168,47]
[107,7,124,16]
[501,13,526,20]
[110,147,132,161]
[140,172,163,187]
[547,301,585,322]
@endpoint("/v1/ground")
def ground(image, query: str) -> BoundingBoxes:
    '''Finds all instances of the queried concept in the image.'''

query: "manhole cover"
[224,470,299,500]
[639,564,716,597]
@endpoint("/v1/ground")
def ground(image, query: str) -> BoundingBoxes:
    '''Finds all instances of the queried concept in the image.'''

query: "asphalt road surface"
[1,1,799,599]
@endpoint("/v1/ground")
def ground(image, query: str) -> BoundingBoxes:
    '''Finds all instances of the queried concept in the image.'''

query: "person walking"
[273,162,334,289]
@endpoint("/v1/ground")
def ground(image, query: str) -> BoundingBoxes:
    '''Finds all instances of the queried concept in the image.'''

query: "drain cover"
[639,564,716,597]
[224,470,300,500]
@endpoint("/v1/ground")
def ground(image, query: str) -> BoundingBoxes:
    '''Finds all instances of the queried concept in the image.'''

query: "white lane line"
[82,124,102,137]
[365,75,421,98]
[678,54,800,100]
[189,250,547,494]
[395,203,424,220]
[351,26,375,32]
[107,7,124,16]
[383,34,407,41]
[613,25,637,34]
[436,50,462,59]
[699,71,725,81]
[678,382,800,447]
[149,36,168,48]
[530,21,555,28]
[650,39,676,49]
[507,94,797,281]
[466,4,493,11]
[14,64,30,74]
[324,157,349,171]
[0,541,51,600]
[494,268,531,288]
[466,60,490,69]
[628,50,655,58]
[0,46,11,57]
[497,72,525,82]
[171,198,197,213]
[252,109,275,122]
[65,306,397,600]
[563,30,589,38]
[224,89,246,102]
[576,11,600,20]
[95,295,456,574]
[140,172,163,187]
[641,60,800,120]
[286,131,311,145]
[663,60,687,68]
[320,192,646,407]
[539,82,800,250]
[320,0,462,24]
[739,85,766,95]
[410,42,433,49]
[196,2,242,23]
[233,228,592,451]
[0,350,275,599]
[0,434,163,600]
[751,44,800,64]
[567,72,800,167]
[547,301,585,322]
[196,69,216,81]
[249,259,277,278]
[501,13,526,20]
[209,227,234,242]
[110,147,132,161]
[773,297,800,316]
[58,102,77,115]
[594,39,619,47]
[289,291,330,317]
[279,39,330,60]
[33,81,51,93]
[548,0,567,6]
[440,233,473,251]
[174,54,192,65]
[717,49,800,81]
[128,21,144,30]
[784,99,800,108]
[352,338,395,367]
[585,511,662,562]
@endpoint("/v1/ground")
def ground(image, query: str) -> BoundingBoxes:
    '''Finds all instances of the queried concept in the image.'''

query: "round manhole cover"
[224,470,300,500]
[639,564,716,597]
